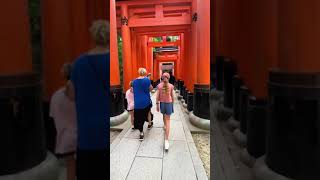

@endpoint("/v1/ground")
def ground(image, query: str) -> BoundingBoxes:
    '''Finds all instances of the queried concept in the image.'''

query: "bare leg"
[66,155,76,180]
[165,115,170,140]
[130,111,134,126]
[163,114,166,129]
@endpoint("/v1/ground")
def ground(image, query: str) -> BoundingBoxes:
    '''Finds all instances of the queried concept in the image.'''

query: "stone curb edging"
[110,123,131,153]
[110,110,129,127]
[226,116,240,131]
[239,148,256,168]
[178,100,208,180]
[183,102,188,109]
[232,128,247,147]
[253,156,293,180]
[0,152,59,180]
[189,111,210,130]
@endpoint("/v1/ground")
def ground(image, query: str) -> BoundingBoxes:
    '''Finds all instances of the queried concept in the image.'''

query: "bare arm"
[171,86,174,103]
[156,87,160,104]
[149,84,153,91]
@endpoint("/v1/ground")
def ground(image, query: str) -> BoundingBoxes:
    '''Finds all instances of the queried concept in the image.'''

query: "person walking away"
[126,81,135,130]
[50,63,76,180]
[133,68,153,140]
[168,71,176,87]
[66,20,109,180]
[156,72,175,150]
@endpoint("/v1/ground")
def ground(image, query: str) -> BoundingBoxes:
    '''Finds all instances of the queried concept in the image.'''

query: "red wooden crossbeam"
[116,0,192,6]
[132,25,189,33]
[129,16,191,27]
[129,6,190,15]
[148,41,181,47]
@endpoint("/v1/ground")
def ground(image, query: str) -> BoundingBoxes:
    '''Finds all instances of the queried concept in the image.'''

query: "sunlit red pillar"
[131,31,138,79]
[189,0,198,93]
[141,35,148,71]
[184,30,191,90]
[192,0,210,119]
[176,33,184,80]
[110,0,124,117]
[121,4,132,92]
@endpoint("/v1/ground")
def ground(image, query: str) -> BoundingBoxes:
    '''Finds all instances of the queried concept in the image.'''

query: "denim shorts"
[160,102,174,115]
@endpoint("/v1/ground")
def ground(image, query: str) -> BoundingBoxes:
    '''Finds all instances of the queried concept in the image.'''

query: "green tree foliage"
[118,37,123,85]
[28,0,42,73]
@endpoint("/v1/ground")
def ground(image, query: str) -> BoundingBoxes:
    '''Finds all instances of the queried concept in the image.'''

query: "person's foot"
[131,126,135,131]
[139,132,144,141]
[164,140,169,150]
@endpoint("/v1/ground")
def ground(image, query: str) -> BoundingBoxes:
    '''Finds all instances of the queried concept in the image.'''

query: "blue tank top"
[133,78,151,109]
[71,53,109,150]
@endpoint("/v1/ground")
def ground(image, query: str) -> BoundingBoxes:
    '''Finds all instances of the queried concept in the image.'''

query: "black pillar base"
[223,59,237,108]
[0,73,46,175]
[178,80,184,92]
[216,56,224,91]
[232,75,242,121]
[246,96,267,159]
[239,86,250,134]
[193,84,210,119]
[43,101,56,153]
[184,88,188,102]
[266,71,320,180]
[180,85,185,97]
[187,92,194,112]
[110,85,124,117]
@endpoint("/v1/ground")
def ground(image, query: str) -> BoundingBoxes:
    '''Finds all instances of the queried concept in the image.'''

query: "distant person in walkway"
[126,81,135,130]
[66,20,109,180]
[168,71,176,87]
[50,63,76,180]
[133,68,153,140]
[156,72,175,150]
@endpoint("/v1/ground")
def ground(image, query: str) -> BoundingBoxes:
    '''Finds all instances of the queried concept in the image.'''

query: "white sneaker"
[164,140,169,150]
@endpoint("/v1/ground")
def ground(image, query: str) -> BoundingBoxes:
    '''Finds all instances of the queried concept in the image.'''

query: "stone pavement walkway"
[110,92,208,180]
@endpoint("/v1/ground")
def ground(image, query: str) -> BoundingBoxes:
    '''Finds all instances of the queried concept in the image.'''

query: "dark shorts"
[76,149,108,180]
[55,151,75,159]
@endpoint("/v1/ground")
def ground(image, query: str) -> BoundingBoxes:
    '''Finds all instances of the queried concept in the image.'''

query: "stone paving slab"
[162,140,197,180]
[110,138,141,180]
[168,120,186,141]
[126,157,162,180]
[137,128,164,158]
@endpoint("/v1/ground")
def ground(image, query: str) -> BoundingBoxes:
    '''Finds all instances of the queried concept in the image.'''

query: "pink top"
[126,88,134,110]
[157,82,174,103]
[50,87,77,154]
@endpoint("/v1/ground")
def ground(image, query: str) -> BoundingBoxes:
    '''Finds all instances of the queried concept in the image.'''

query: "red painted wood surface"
[110,0,120,86]
[42,0,108,99]
[0,0,32,75]
[196,0,210,85]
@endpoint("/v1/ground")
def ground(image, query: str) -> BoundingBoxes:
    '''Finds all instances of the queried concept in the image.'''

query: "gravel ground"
[110,130,121,144]
[192,133,210,178]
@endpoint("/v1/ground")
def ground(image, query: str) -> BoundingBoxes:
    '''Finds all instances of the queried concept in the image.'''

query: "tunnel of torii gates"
[110,0,210,126]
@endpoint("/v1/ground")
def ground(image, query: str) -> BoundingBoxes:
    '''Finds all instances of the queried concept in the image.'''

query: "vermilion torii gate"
[110,0,210,129]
